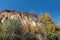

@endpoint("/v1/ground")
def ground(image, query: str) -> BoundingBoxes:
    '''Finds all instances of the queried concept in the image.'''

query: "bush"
[0,18,37,40]
[1,18,21,40]
[46,30,57,40]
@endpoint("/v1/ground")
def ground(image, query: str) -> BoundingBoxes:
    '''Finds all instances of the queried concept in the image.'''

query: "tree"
[39,13,45,24]
[45,13,51,21]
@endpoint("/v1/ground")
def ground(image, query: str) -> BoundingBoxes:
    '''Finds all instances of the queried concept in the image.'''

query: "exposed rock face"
[0,10,41,31]
[0,10,48,40]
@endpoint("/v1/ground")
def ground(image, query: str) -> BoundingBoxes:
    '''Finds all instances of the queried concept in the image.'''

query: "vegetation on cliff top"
[0,10,60,40]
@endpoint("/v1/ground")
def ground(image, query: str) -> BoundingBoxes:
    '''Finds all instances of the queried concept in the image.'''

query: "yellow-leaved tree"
[45,13,51,21]
[39,13,47,36]
[39,13,45,22]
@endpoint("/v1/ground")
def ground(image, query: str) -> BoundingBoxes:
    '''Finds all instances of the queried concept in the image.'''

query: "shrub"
[0,18,37,40]
[46,30,57,40]
[1,18,21,40]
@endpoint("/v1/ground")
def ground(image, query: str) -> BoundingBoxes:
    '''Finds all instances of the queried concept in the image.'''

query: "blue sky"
[0,0,60,25]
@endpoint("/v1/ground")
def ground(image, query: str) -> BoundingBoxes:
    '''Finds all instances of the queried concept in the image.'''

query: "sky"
[0,0,60,25]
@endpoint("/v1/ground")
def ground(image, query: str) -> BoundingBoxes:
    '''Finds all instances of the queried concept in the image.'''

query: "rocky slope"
[0,10,46,40]
[0,10,42,33]
[0,10,59,40]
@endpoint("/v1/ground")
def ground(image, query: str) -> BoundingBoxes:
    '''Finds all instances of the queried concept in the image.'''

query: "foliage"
[39,13,59,40]
[0,18,37,40]
[1,18,21,40]
[46,31,57,40]
[45,13,51,21]
[0,12,60,40]
[39,13,45,23]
